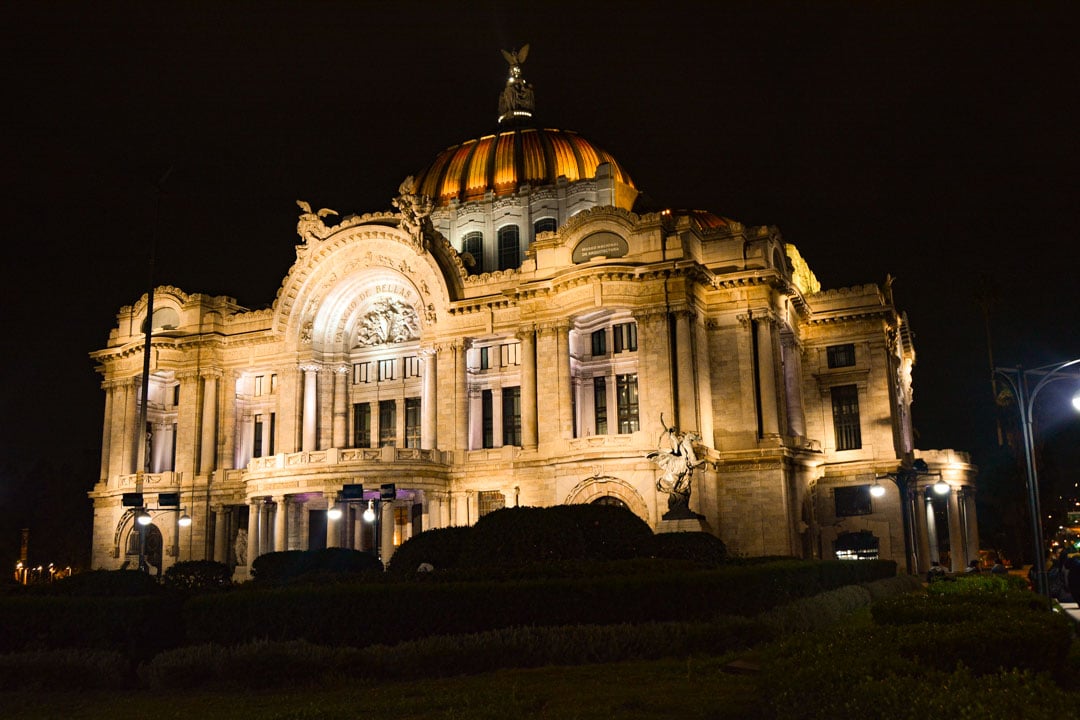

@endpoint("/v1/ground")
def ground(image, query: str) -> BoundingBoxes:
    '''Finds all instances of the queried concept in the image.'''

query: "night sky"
[3,1,1078,567]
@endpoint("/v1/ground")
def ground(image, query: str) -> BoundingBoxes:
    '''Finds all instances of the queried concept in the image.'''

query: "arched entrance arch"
[564,475,649,523]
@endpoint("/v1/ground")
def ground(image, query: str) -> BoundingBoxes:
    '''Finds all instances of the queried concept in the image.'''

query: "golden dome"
[413,128,635,207]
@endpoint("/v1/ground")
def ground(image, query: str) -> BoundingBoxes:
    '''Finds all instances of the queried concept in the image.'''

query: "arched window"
[591,495,628,509]
[533,217,557,242]
[462,231,484,275]
[497,225,520,271]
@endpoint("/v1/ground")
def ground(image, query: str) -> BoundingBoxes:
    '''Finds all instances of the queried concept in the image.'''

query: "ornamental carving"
[392,176,434,253]
[355,298,420,347]
[296,200,339,243]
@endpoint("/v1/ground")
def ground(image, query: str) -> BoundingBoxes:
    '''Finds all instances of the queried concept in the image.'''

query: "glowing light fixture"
[136,511,152,526]
[327,506,343,521]
[1072,391,1080,413]
[933,480,950,495]
[178,513,192,528]
[363,500,376,523]
[869,483,886,498]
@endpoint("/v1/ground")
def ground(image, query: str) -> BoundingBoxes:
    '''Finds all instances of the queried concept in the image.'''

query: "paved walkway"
[1058,600,1080,624]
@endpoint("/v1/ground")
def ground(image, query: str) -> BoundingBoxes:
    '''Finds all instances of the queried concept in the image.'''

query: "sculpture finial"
[498,44,535,126]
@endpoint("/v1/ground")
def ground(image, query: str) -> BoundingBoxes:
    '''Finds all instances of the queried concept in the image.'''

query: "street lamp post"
[994,358,1080,598]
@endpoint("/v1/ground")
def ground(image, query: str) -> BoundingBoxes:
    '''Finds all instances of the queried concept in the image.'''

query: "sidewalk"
[1058,600,1080,625]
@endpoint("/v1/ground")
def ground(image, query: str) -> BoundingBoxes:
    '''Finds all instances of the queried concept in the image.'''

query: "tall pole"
[135,167,173,573]
[996,358,1080,598]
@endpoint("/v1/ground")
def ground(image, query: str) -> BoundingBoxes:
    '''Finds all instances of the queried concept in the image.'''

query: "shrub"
[460,504,655,566]
[386,526,473,578]
[250,548,383,585]
[33,569,163,597]
[652,531,728,565]
[0,648,133,691]
[163,560,233,593]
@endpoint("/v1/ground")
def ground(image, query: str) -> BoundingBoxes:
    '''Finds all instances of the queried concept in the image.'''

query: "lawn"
[1,655,760,720]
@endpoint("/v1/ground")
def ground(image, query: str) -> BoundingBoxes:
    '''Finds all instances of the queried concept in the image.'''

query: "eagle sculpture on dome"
[501,43,529,67]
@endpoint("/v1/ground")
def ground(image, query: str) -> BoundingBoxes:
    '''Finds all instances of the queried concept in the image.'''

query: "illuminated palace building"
[90,52,977,576]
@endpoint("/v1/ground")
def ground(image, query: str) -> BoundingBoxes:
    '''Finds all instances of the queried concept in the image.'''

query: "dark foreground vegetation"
[2,506,1077,718]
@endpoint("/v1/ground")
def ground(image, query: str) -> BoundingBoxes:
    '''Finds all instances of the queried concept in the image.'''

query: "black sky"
[3,1,1078,566]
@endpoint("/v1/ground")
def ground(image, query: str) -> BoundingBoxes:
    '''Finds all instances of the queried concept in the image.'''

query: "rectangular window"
[616,374,640,434]
[500,342,521,367]
[594,376,608,435]
[404,356,421,378]
[253,414,264,458]
[170,422,177,470]
[613,322,638,353]
[270,373,278,393]
[591,329,607,356]
[827,343,856,369]
[353,362,371,384]
[478,490,506,517]
[480,346,490,370]
[831,384,862,450]
[268,413,276,455]
[481,389,494,448]
[405,397,421,448]
[834,485,872,516]
[378,359,396,382]
[353,403,371,448]
[379,400,397,447]
[172,385,180,406]
[502,387,521,446]
[254,375,264,396]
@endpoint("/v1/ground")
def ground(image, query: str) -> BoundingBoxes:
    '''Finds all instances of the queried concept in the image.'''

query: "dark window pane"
[831,384,862,450]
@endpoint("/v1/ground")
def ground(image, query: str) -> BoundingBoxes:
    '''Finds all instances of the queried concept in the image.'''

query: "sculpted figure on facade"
[234,527,247,566]
[296,200,339,243]
[355,298,420,347]
[647,418,706,519]
[392,176,434,251]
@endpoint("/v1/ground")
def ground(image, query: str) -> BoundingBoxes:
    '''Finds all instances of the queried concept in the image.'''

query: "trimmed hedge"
[386,526,473,578]
[250,548,384,585]
[163,560,233,593]
[184,559,894,648]
[652,531,728,565]
[31,569,164,597]
[459,504,656,566]
[0,648,133,691]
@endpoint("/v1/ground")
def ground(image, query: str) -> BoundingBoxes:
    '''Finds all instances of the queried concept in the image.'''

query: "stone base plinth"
[656,517,712,534]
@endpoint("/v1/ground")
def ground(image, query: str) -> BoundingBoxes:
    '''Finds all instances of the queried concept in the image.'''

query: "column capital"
[333,364,350,375]
[299,362,321,373]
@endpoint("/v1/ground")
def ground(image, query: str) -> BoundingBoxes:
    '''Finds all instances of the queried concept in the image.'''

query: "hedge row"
[183,559,895,648]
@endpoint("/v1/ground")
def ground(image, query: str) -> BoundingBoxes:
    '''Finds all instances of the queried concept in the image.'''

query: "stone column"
[213,506,228,563]
[124,377,139,474]
[380,501,395,564]
[674,311,697,432]
[925,494,940,565]
[318,367,335,451]
[439,492,451,528]
[912,487,930,574]
[519,328,538,449]
[247,499,261,568]
[962,488,979,565]
[276,496,293,552]
[946,487,965,572]
[199,373,218,474]
[107,380,129,479]
[421,348,438,449]
[694,319,715,447]
[301,365,319,452]
[781,332,807,438]
[99,381,114,482]
[755,316,780,437]
[326,494,340,548]
[332,365,348,449]
[220,372,237,470]
[492,387,504,447]
[454,341,469,451]
[556,323,573,439]
[150,421,171,473]
[468,389,482,450]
